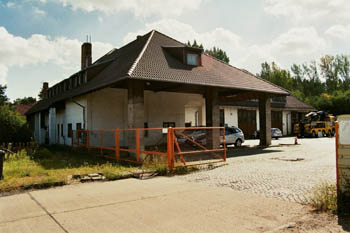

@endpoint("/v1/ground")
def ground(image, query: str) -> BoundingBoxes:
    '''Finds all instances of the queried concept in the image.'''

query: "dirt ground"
[270,209,350,233]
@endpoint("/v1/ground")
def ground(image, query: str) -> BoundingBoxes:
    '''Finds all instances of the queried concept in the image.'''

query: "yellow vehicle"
[325,115,336,136]
[304,121,327,138]
[294,112,336,138]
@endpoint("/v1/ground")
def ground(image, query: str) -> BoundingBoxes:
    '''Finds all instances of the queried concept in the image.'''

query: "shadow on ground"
[338,215,350,232]
[31,145,136,170]
[226,147,283,158]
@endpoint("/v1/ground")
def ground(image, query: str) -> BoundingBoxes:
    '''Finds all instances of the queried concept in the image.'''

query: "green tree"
[186,40,229,63]
[320,55,339,93]
[0,105,32,142]
[13,97,36,105]
[0,84,8,105]
[187,40,203,49]
[205,47,230,63]
[259,54,350,115]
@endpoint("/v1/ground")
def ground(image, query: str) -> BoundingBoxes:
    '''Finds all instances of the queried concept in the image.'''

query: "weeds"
[310,182,337,213]
[0,146,137,192]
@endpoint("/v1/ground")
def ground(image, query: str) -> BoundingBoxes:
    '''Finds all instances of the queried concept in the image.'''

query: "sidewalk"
[0,177,335,233]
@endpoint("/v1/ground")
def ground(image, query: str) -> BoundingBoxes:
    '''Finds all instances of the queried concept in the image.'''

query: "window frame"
[186,53,198,66]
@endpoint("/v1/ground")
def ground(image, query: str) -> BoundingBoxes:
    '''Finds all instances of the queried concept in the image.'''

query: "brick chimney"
[81,42,92,70]
[42,82,49,99]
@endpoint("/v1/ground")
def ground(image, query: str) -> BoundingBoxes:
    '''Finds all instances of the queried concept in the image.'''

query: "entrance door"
[271,111,283,130]
[220,109,225,127]
[238,109,256,138]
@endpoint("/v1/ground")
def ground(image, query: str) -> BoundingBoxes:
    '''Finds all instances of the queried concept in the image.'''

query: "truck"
[294,111,336,138]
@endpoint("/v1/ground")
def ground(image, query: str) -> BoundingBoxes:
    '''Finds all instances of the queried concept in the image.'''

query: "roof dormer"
[163,46,203,67]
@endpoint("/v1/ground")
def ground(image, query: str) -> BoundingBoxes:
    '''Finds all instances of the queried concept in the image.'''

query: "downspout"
[71,99,86,129]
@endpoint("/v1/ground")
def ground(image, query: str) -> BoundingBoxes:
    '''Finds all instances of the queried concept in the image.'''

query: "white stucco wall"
[222,106,238,127]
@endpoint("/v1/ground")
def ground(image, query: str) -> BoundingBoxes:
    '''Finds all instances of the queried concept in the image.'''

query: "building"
[219,96,316,137]
[26,30,289,147]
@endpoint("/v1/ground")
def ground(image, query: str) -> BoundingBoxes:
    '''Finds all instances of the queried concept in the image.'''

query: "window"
[57,124,60,139]
[40,113,46,129]
[187,53,198,66]
[68,123,72,138]
[61,124,63,137]
[76,123,82,130]
[144,122,148,137]
[163,122,175,128]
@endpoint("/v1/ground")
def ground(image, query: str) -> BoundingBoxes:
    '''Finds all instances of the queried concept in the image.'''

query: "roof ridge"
[202,53,290,95]
[152,30,187,46]
[128,30,155,76]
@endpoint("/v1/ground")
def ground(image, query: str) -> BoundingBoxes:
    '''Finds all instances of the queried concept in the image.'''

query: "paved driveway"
[177,137,336,203]
[0,177,316,233]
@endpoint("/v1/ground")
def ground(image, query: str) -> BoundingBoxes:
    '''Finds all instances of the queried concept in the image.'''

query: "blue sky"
[1,0,350,100]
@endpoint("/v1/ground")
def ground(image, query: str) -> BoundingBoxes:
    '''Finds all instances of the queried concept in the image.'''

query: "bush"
[310,182,337,213]
[0,105,31,143]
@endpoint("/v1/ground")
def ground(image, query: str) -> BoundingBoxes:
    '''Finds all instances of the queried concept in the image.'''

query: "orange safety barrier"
[72,127,226,169]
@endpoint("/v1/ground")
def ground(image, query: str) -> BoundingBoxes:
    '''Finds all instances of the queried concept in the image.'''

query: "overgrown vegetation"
[0,146,138,192]
[310,182,338,213]
[0,85,33,143]
[0,105,32,143]
[259,55,350,115]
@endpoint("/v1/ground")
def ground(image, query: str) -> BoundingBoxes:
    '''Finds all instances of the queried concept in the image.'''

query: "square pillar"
[48,107,56,144]
[259,95,271,146]
[127,80,145,156]
[205,87,220,149]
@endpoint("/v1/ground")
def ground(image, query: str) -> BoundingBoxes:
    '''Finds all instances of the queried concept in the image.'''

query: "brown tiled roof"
[284,96,316,111]
[27,30,289,115]
[223,96,315,112]
[131,31,289,95]
[15,104,35,116]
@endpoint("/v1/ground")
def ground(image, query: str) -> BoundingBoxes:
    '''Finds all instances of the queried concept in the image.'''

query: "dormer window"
[187,53,198,66]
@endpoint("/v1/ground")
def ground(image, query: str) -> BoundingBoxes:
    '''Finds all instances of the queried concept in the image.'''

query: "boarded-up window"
[68,123,72,138]
[163,122,175,128]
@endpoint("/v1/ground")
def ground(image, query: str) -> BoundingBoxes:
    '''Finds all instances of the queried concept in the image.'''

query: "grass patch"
[0,145,138,192]
[310,182,337,213]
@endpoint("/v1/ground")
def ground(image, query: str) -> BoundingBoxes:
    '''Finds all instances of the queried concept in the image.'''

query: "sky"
[0,0,350,101]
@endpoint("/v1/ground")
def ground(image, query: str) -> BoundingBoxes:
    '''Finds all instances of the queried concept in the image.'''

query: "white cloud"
[0,64,8,85]
[325,24,350,40]
[33,7,46,15]
[6,1,15,8]
[0,27,114,84]
[269,27,327,56]
[264,0,350,21]
[59,0,202,17]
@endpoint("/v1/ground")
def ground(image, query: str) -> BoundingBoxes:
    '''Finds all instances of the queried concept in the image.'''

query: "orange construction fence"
[72,127,226,169]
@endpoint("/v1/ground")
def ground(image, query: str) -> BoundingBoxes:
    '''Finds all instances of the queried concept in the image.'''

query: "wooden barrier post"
[77,130,80,152]
[167,128,174,170]
[99,130,103,156]
[71,131,74,150]
[115,129,120,162]
[87,131,90,153]
[223,127,226,162]
[136,129,140,163]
